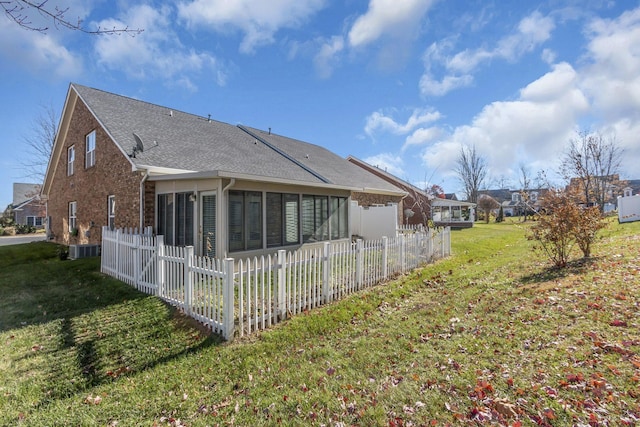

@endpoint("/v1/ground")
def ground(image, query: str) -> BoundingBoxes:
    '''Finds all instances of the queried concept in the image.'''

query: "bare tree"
[560,131,624,212]
[20,103,58,182]
[518,163,532,190]
[2,0,142,34]
[455,144,487,203]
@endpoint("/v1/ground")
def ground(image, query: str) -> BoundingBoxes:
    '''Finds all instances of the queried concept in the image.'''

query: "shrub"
[496,206,504,223]
[529,189,607,267]
[15,224,36,235]
[3,227,16,236]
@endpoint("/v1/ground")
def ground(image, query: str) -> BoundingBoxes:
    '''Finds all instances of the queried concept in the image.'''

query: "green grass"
[1,219,639,426]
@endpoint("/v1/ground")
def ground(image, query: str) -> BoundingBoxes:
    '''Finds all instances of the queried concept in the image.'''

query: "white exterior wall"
[350,202,398,240]
[618,194,640,223]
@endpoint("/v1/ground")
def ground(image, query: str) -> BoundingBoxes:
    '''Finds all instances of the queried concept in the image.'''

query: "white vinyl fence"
[101,226,451,340]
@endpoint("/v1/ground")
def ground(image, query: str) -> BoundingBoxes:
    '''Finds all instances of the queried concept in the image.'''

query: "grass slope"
[1,220,638,426]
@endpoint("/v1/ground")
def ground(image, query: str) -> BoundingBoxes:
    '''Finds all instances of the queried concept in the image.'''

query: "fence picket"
[101,226,451,341]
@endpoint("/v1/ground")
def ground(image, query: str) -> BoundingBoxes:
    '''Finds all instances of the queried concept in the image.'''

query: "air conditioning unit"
[69,244,101,259]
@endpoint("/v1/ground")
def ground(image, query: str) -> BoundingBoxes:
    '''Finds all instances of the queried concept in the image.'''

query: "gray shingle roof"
[72,84,401,194]
[12,183,41,206]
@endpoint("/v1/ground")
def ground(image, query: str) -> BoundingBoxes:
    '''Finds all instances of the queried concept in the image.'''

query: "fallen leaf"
[493,399,517,418]
[610,319,628,327]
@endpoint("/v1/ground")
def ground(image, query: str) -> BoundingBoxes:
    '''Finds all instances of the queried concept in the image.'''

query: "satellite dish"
[133,133,144,153]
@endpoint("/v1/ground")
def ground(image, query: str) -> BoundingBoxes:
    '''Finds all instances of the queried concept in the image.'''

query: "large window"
[67,146,75,176]
[175,192,194,246]
[107,195,115,230]
[266,193,299,247]
[157,192,194,246]
[302,195,329,242]
[26,216,44,227]
[229,191,262,252]
[85,130,96,168]
[330,197,349,239]
[68,201,77,232]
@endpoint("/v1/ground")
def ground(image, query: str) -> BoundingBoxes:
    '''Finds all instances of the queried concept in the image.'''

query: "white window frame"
[108,195,116,230]
[67,145,75,176]
[69,201,77,232]
[85,130,96,168]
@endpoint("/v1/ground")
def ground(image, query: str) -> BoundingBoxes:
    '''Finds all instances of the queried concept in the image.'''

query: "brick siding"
[47,99,149,245]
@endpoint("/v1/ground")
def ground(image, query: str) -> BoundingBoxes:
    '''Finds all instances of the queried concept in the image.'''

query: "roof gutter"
[139,169,149,230]
[146,169,364,191]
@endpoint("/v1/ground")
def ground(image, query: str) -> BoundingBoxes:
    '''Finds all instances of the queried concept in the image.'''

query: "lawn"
[1,220,638,426]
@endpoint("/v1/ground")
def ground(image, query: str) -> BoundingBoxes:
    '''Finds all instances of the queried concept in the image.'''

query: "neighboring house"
[12,183,46,228]
[479,188,548,217]
[565,174,627,212]
[347,156,475,228]
[41,83,405,258]
[430,198,476,228]
[347,156,432,226]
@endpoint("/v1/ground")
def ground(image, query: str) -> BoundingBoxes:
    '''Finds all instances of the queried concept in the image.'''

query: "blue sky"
[2,0,640,209]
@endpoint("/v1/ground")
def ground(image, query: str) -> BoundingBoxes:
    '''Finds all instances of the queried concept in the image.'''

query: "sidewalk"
[0,234,47,246]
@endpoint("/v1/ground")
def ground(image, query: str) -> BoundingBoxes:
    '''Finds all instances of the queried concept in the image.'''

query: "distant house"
[347,156,475,228]
[41,83,405,257]
[12,183,46,228]
[479,188,548,217]
[565,174,628,212]
[430,198,476,228]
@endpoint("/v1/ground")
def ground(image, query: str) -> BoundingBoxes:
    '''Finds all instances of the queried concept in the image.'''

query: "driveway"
[0,234,47,246]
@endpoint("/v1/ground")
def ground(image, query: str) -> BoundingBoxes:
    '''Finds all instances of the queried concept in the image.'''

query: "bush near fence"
[101,226,451,340]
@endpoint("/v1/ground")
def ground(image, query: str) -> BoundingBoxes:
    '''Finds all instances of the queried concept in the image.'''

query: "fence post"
[184,246,194,316]
[277,250,287,319]
[100,226,106,272]
[134,234,141,290]
[382,236,388,280]
[399,234,406,273]
[156,235,164,297]
[223,258,235,340]
[115,229,121,281]
[446,227,451,256]
[356,239,364,288]
[322,242,331,303]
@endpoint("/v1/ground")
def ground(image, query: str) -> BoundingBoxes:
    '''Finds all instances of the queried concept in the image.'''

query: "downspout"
[140,170,149,231]
[222,178,235,193]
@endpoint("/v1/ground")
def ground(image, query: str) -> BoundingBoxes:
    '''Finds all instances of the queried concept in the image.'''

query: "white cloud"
[582,7,640,122]
[313,36,345,78]
[365,108,441,136]
[420,11,555,97]
[362,153,405,177]
[0,18,82,79]
[94,5,226,89]
[422,62,589,181]
[177,0,326,54]
[580,7,640,177]
[404,126,442,151]
[445,11,554,74]
[348,0,435,48]
[419,73,473,97]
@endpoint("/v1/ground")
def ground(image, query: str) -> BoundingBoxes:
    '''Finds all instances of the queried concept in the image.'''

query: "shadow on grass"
[519,256,602,286]
[33,306,222,404]
[2,242,224,415]
[0,242,152,332]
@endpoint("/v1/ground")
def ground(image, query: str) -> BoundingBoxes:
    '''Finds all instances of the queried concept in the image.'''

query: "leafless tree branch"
[1,0,142,35]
